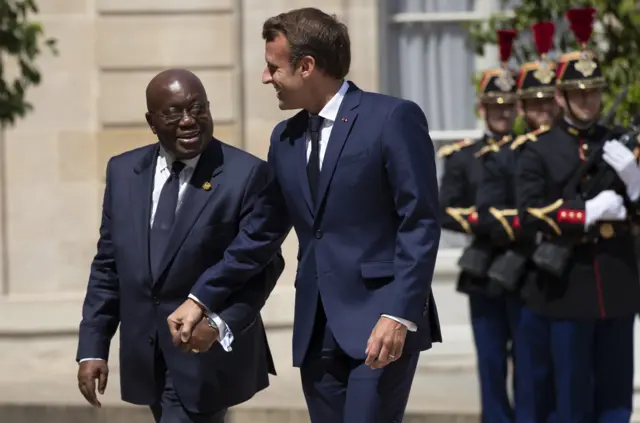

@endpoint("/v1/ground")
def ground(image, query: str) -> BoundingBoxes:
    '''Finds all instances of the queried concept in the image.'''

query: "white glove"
[603,140,640,201]
[584,190,627,229]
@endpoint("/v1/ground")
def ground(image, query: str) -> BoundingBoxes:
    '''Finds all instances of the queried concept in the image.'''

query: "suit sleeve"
[216,251,285,336]
[476,152,520,246]
[190,157,292,312]
[516,146,586,237]
[439,152,479,234]
[76,159,120,362]
[381,100,441,325]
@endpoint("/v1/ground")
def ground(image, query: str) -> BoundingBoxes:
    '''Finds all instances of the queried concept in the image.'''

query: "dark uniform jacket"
[476,131,541,297]
[439,134,512,296]
[515,119,640,319]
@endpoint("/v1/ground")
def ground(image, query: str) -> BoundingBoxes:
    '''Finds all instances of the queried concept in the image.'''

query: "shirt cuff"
[381,314,417,332]
[79,358,105,362]
[208,312,234,352]
[188,294,234,352]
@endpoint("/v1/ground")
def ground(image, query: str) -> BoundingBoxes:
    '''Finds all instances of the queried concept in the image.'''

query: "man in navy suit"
[76,69,287,423]
[260,8,442,422]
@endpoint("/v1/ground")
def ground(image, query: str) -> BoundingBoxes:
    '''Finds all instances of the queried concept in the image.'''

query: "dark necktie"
[307,115,324,204]
[150,160,185,280]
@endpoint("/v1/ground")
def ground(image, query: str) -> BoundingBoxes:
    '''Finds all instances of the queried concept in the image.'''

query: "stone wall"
[0,0,382,380]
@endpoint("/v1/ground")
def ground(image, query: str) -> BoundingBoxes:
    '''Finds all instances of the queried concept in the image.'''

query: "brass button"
[599,223,614,239]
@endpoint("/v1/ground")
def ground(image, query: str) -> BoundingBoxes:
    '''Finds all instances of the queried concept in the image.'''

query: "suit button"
[315,230,323,239]
[148,336,155,345]
[152,297,160,305]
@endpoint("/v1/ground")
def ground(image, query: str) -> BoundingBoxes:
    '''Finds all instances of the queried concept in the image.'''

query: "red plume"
[497,29,517,64]
[566,7,596,46]
[531,21,555,56]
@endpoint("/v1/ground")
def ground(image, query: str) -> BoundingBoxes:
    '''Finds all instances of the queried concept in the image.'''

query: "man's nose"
[262,68,272,85]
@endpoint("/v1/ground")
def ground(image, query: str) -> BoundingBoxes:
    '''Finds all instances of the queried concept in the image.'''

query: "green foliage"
[467,0,640,127]
[0,0,57,127]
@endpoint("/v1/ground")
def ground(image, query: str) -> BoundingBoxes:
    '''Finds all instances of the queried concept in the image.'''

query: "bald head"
[146,68,207,112]
[144,68,213,160]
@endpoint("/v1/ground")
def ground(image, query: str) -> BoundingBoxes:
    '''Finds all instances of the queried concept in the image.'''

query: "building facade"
[12,0,640,396]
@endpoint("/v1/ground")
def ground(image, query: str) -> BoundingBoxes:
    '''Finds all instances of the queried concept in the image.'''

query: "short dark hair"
[262,7,351,80]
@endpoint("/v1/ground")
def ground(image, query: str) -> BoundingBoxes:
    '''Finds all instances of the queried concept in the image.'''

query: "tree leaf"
[0,1,56,127]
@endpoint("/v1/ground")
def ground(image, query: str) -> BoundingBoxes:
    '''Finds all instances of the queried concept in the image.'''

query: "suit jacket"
[268,82,442,366]
[77,139,284,413]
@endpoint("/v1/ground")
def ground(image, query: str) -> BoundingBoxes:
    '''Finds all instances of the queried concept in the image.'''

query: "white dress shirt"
[80,148,233,363]
[308,81,417,332]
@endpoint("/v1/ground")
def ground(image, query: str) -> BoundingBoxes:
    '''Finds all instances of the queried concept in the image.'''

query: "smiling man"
[76,68,287,423]
[261,8,441,423]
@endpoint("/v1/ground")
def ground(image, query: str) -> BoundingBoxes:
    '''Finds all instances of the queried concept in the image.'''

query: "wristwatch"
[206,316,219,333]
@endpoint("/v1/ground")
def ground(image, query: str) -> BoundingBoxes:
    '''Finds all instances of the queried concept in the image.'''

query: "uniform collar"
[559,117,598,138]
[483,132,513,145]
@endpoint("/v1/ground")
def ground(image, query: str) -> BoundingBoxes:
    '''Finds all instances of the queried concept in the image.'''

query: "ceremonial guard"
[505,21,560,423]
[438,29,519,423]
[514,8,640,422]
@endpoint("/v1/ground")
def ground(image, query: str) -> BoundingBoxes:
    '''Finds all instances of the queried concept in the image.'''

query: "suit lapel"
[130,145,159,285]
[284,113,314,216]
[154,139,224,283]
[314,84,361,216]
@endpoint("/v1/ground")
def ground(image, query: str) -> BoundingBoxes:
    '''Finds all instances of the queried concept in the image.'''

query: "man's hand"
[183,319,219,353]
[585,190,628,228]
[77,359,108,408]
[168,298,205,347]
[365,316,408,369]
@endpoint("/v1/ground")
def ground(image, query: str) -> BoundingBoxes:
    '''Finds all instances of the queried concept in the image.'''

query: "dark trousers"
[514,306,556,423]
[300,297,419,423]
[516,308,634,423]
[469,294,522,423]
[150,347,228,423]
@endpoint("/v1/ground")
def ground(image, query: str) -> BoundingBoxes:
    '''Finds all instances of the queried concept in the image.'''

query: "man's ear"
[299,56,315,78]
[476,102,486,119]
[145,112,157,135]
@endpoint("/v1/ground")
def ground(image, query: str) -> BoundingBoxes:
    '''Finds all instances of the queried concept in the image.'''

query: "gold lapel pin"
[202,181,212,191]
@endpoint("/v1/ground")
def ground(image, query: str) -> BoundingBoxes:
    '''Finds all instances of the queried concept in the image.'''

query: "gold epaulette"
[437,138,474,158]
[475,135,513,158]
[510,125,550,151]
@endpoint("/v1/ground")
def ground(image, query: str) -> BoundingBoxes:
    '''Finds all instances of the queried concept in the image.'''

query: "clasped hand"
[585,190,627,228]
[167,299,219,353]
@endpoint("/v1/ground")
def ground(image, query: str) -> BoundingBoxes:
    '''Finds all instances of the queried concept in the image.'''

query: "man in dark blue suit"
[260,8,442,422]
[76,69,287,423]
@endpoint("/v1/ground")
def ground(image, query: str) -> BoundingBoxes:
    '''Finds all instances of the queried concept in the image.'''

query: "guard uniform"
[439,29,520,423]
[514,8,640,422]
[508,21,558,423]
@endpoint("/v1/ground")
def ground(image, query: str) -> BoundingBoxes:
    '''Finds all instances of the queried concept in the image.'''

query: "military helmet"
[517,21,556,100]
[478,29,518,104]
[556,7,606,90]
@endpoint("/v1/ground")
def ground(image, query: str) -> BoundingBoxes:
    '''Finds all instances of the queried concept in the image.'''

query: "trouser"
[469,294,522,423]
[300,297,419,423]
[516,308,634,423]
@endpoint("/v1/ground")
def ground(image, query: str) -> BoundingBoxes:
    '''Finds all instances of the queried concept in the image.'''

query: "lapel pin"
[202,181,212,191]
[341,117,348,122]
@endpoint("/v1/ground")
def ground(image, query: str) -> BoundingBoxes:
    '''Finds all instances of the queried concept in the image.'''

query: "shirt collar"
[314,80,350,123]
[157,145,200,172]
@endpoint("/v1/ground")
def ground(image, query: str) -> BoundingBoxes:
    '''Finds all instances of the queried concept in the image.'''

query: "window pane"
[390,0,474,14]
[385,22,477,131]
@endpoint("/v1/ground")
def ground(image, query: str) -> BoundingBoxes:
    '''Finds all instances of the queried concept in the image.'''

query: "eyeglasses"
[154,101,210,125]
